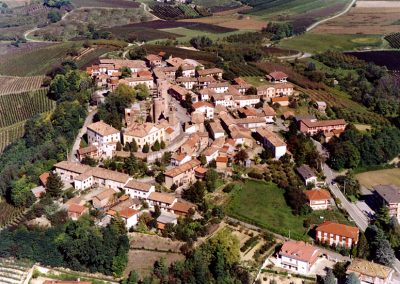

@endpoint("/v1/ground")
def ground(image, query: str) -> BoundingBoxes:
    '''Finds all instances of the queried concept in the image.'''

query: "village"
[19,51,399,284]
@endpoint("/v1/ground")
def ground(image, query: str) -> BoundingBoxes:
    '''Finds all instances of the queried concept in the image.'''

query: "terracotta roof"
[76,167,130,184]
[172,152,187,161]
[94,187,117,201]
[197,76,216,83]
[169,84,188,96]
[216,156,228,163]
[125,122,160,138]
[176,76,197,82]
[209,122,224,134]
[193,101,214,109]
[119,207,139,219]
[68,203,87,215]
[301,119,346,128]
[235,117,265,124]
[279,241,320,263]
[148,192,176,205]
[171,202,195,213]
[78,145,98,155]
[263,105,276,116]
[197,68,223,76]
[164,159,201,178]
[269,71,288,80]
[271,96,289,102]
[54,161,90,174]
[39,172,49,186]
[316,221,359,241]
[304,189,331,201]
[125,180,153,192]
[256,128,286,147]
[146,54,162,61]
[195,166,207,174]
[99,59,146,69]
[165,127,174,134]
[347,258,393,280]
[138,70,152,77]
[208,82,230,88]
[87,121,120,136]
[202,146,219,157]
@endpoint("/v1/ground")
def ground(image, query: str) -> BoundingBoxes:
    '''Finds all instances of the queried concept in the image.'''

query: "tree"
[155,173,165,184]
[152,140,161,152]
[130,140,138,152]
[120,66,132,78]
[153,257,168,281]
[142,143,150,153]
[245,86,257,96]
[10,176,36,207]
[356,233,369,259]
[184,93,193,110]
[199,154,207,165]
[182,181,206,204]
[205,168,218,192]
[235,149,248,165]
[189,36,213,49]
[333,262,348,280]
[175,66,183,79]
[47,10,61,23]
[134,84,150,101]
[126,270,139,284]
[345,273,360,284]
[160,140,166,149]
[323,269,337,284]
[208,228,240,266]
[375,239,395,266]
[375,206,390,229]
[46,172,63,198]
[128,46,147,60]
[153,205,161,219]
[81,156,97,167]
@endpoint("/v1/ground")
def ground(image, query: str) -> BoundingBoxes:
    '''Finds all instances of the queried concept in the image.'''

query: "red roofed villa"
[304,189,331,210]
[316,221,359,248]
[277,240,320,274]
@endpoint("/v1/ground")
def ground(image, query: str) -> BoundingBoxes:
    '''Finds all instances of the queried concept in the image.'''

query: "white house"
[171,153,192,166]
[233,95,260,108]
[297,165,318,186]
[304,189,331,210]
[208,82,229,93]
[147,192,177,211]
[202,146,219,164]
[124,180,155,199]
[209,122,225,139]
[255,128,286,159]
[87,121,120,148]
[277,241,320,274]
[176,76,197,90]
[108,207,140,229]
[192,101,214,119]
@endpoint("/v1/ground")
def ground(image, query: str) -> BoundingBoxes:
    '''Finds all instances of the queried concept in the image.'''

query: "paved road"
[68,109,97,162]
[170,97,191,123]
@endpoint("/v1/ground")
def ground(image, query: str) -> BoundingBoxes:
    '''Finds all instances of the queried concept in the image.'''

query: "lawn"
[156,27,250,42]
[356,168,400,189]
[225,180,351,240]
[279,33,384,53]
[242,76,267,87]
[354,124,372,132]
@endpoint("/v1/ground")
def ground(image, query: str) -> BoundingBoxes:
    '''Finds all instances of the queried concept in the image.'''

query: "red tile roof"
[279,241,320,263]
[304,189,331,201]
[216,156,228,163]
[39,172,49,187]
[316,221,359,241]
[269,71,288,80]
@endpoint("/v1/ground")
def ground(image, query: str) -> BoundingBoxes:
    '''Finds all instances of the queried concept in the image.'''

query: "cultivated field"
[71,0,140,8]
[356,168,400,188]
[312,5,400,35]
[0,121,26,153]
[0,76,45,95]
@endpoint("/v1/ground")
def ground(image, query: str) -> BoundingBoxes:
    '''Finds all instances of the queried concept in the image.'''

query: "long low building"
[299,118,346,135]
[255,128,286,159]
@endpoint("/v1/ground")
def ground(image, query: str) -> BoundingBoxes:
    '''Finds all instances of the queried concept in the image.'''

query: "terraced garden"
[0,258,34,284]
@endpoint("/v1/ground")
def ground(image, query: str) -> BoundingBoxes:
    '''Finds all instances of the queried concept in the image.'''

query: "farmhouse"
[234,117,266,131]
[67,203,88,221]
[316,221,359,248]
[164,159,201,189]
[304,189,331,210]
[346,258,394,284]
[211,93,234,107]
[299,118,346,135]
[197,68,223,79]
[171,201,195,217]
[277,241,320,274]
[157,212,178,230]
[77,145,99,161]
[255,128,287,159]
[373,185,400,223]
[87,121,120,148]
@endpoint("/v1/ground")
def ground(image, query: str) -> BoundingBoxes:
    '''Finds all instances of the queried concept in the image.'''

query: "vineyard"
[0,88,54,128]
[150,3,206,20]
[0,201,25,228]
[0,121,26,153]
[384,33,400,49]
[228,61,264,76]
[0,75,45,95]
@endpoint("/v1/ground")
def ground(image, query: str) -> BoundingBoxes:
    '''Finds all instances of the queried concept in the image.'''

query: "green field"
[279,34,384,53]
[156,27,250,43]
[356,168,400,189]
[225,180,350,240]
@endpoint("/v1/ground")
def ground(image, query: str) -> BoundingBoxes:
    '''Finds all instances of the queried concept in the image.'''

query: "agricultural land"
[356,168,400,189]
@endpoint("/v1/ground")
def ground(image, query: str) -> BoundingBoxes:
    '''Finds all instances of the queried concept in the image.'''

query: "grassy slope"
[156,27,250,42]
[279,34,384,53]
[225,179,350,240]
[356,168,400,189]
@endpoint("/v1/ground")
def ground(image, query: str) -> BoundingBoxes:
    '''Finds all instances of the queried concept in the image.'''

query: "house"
[346,258,394,284]
[202,146,219,164]
[234,117,266,131]
[255,128,287,159]
[171,202,195,217]
[31,186,46,198]
[194,166,207,179]
[157,211,178,230]
[262,105,276,123]
[197,68,223,79]
[277,241,320,274]
[39,172,49,187]
[299,118,346,136]
[229,126,253,147]
[148,192,177,210]
[207,82,229,93]
[197,76,216,88]
[77,145,99,161]
[192,101,214,119]
[171,153,192,166]
[124,180,155,199]
[92,187,118,209]
[267,71,288,83]
[98,59,147,75]
[67,203,88,220]
[87,120,120,148]
[176,76,197,89]
[296,165,317,186]
[316,221,359,248]
[208,121,225,139]
[145,54,163,67]
[233,95,260,108]
[123,122,165,149]
[119,76,154,90]
[373,185,400,223]
[211,93,234,107]
[315,101,327,112]
[168,84,188,101]
[181,64,196,77]
[304,189,331,210]
[54,161,131,190]
[271,96,289,106]
[216,156,228,171]
[198,88,217,101]
[164,159,201,189]
[107,207,140,229]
